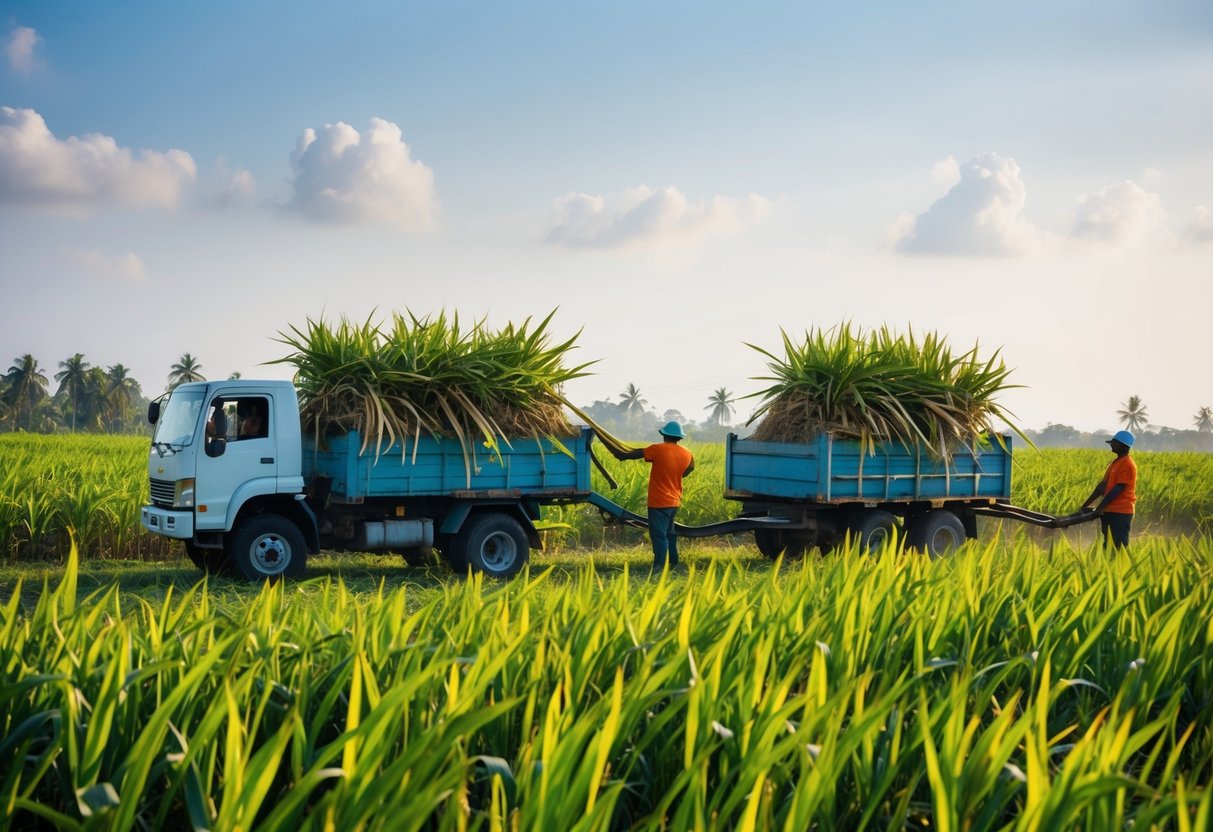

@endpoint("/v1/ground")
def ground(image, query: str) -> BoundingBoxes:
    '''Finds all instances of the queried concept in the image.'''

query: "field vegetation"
[1,537,1209,828]
[2,434,1212,563]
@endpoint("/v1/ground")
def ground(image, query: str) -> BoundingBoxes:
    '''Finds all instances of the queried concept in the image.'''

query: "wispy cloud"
[0,107,196,211]
[893,153,1042,256]
[286,117,438,230]
[207,160,256,209]
[546,186,770,249]
[1184,206,1213,244]
[65,247,148,283]
[4,26,40,75]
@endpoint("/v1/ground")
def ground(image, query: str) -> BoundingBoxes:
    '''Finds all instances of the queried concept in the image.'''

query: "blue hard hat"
[1107,430,1135,448]
[658,421,685,439]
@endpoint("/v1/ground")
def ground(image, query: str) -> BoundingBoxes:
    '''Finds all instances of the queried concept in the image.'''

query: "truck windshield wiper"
[152,441,176,458]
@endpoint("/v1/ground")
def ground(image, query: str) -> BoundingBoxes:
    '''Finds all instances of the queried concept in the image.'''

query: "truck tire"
[229,514,307,581]
[906,510,966,559]
[754,529,806,560]
[452,513,529,579]
[184,540,228,574]
[846,509,898,555]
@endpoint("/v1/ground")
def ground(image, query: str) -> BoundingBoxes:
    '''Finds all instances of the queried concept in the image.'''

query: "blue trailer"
[719,432,1078,558]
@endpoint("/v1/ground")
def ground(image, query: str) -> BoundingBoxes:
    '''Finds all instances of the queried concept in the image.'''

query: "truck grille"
[149,478,175,507]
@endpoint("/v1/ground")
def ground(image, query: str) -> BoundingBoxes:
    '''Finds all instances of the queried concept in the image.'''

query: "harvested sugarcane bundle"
[271,310,593,460]
[746,323,1029,457]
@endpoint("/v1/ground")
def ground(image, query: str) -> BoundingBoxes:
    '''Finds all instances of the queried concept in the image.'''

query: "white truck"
[140,380,593,580]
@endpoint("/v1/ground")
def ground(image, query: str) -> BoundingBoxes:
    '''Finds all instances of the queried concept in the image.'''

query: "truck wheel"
[754,529,806,559]
[906,510,966,558]
[453,513,529,579]
[230,514,307,581]
[847,509,898,554]
[184,540,228,574]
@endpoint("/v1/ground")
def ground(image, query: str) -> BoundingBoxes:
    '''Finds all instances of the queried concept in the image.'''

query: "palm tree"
[2,354,50,430]
[704,387,736,427]
[1117,395,1149,433]
[1195,406,1213,434]
[619,383,647,415]
[106,364,140,431]
[54,353,91,432]
[168,353,205,390]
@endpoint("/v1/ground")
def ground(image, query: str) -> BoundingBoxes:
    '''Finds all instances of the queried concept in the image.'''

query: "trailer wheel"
[754,529,806,560]
[453,513,529,579]
[906,510,966,558]
[230,514,307,581]
[184,540,228,574]
[847,509,898,554]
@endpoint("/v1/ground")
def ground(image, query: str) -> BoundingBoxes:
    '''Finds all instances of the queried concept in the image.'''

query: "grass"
[1,536,1210,829]
[4,434,1212,563]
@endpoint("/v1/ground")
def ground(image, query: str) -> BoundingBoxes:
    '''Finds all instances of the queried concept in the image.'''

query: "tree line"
[1,352,210,434]
[4,355,1211,452]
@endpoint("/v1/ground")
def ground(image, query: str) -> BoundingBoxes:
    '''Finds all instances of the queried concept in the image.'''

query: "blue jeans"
[648,507,679,569]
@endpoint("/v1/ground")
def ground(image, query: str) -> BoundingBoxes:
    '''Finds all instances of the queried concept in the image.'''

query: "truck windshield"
[152,389,206,448]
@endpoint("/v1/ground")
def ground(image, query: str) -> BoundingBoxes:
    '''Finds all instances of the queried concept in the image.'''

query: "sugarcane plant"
[271,309,594,472]
[747,322,1030,457]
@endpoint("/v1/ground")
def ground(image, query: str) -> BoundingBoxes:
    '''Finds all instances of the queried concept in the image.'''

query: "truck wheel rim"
[929,528,959,556]
[480,531,516,570]
[251,534,290,574]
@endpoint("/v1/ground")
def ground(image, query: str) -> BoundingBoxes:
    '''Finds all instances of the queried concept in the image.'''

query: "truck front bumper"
[141,505,194,539]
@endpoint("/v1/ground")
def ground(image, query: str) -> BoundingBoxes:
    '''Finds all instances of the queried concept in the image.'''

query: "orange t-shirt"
[1101,455,1137,514]
[643,442,694,508]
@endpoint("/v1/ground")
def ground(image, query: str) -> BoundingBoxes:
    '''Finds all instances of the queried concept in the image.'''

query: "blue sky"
[2,1,1211,432]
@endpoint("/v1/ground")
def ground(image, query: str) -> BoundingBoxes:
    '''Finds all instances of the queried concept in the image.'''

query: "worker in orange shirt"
[613,421,695,571]
[1079,429,1137,549]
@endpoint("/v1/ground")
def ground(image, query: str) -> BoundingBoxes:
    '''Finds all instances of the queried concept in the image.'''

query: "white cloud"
[1184,206,1213,244]
[1071,180,1167,245]
[893,153,1041,256]
[65,247,147,283]
[930,155,960,187]
[0,107,196,210]
[4,26,39,75]
[546,185,770,249]
[208,161,256,209]
[286,117,438,230]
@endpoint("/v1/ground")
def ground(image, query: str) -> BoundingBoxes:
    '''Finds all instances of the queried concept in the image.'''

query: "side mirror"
[147,401,160,425]
[205,438,227,458]
[212,409,228,437]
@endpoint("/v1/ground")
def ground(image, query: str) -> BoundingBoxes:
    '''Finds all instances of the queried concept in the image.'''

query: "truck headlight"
[174,478,196,509]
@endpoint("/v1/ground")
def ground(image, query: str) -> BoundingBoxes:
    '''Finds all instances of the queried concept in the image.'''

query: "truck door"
[194,394,279,531]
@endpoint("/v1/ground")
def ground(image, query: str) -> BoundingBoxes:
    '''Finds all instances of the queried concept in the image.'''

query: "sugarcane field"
[0,310,1209,831]
[4,5,1213,829]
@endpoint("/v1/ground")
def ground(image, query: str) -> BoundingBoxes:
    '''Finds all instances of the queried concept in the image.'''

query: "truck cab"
[141,380,319,579]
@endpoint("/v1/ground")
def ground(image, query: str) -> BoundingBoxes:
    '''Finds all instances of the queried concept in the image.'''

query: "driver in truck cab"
[238,401,265,439]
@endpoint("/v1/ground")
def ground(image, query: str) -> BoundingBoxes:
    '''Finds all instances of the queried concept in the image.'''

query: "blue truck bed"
[303,428,593,500]
[724,433,1012,504]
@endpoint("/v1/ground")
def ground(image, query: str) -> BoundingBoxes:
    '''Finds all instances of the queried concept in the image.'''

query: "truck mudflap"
[586,492,792,538]
[141,505,194,539]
